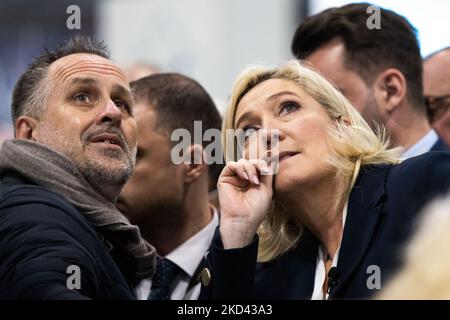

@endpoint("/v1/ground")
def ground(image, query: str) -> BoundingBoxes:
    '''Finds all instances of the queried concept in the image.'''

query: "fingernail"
[243,172,249,180]
[253,175,260,185]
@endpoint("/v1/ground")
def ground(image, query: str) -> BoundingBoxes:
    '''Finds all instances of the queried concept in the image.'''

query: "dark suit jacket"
[200,151,450,300]
[431,137,449,152]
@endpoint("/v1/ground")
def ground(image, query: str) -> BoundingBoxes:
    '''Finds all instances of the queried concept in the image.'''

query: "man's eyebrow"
[112,84,133,100]
[266,91,301,102]
[68,77,99,86]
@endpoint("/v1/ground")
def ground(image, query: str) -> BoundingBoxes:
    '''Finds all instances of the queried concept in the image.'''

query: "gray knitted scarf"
[0,139,155,280]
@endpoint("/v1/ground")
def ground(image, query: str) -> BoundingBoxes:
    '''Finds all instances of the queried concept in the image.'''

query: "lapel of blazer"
[330,164,392,297]
[293,228,320,298]
[256,228,319,299]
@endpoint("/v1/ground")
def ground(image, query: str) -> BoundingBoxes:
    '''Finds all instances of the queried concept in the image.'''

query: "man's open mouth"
[89,133,124,150]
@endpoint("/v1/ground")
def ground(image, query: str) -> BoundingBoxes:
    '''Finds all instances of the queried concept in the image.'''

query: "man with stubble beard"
[0,36,155,299]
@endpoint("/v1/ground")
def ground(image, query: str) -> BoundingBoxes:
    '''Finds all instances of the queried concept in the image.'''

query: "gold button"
[199,268,211,287]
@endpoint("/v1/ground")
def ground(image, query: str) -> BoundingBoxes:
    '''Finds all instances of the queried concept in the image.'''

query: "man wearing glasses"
[424,47,450,149]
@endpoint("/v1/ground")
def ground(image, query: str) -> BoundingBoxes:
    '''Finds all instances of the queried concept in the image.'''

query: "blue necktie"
[147,257,180,300]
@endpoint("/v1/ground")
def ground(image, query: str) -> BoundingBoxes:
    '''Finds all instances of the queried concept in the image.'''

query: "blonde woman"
[199,60,450,299]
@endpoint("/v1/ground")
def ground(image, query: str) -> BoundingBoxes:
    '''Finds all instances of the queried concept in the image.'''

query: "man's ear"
[183,144,208,184]
[373,68,406,114]
[15,116,38,140]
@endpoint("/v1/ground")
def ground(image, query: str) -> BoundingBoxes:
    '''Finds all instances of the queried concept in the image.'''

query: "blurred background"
[1,0,450,143]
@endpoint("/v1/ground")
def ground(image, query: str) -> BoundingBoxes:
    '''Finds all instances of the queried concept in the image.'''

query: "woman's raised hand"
[218,158,274,249]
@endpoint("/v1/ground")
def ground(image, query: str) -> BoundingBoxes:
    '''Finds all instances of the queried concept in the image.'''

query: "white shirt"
[311,202,348,300]
[135,206,219,300]
[401,129,439,159]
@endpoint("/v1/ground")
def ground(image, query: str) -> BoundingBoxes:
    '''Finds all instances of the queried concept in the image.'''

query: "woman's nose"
[246,128,282,160]
[262,120,285,147]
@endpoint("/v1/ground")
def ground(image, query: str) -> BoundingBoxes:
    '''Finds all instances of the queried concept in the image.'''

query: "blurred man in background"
[122,62,160,83]
[117,73,222,300]
[423,47,450,149]
[0,124,12,145]
[292,3,449,158]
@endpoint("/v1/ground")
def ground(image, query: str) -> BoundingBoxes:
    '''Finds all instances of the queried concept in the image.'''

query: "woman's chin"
[274,173,301,195]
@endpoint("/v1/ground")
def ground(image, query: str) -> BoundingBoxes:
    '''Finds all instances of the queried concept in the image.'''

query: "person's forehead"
[424,52,450,94]
[306,40,346,72]
[134,103,168,149]
[425,52,450,76]
[235,78,303,118]
[134,102,156,119]
[48,53,128,87]
[307,42,366,97]
[135,103,159,133]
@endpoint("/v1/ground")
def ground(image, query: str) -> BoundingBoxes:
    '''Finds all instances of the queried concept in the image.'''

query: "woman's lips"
[276,151,300,163]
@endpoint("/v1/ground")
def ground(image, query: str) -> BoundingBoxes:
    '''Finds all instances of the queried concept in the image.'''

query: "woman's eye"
[74,93,90,103]
[243,126,259,140]
[279,101,300,115]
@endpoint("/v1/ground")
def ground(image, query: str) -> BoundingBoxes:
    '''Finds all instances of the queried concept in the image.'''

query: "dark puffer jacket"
[0,172,136,300]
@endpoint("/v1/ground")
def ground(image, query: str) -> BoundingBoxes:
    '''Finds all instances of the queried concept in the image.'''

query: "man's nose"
[96,99,122,126]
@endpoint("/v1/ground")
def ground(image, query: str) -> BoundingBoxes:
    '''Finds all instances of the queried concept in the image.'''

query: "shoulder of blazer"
[349,164,393,208]
[333,153,450,298]
[430,137,450,152]
[388,151,450,194]
[351,152,450,207]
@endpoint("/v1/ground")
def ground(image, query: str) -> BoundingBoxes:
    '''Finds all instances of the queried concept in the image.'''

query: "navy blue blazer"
[200,151,450,300]
[431,137,449,152]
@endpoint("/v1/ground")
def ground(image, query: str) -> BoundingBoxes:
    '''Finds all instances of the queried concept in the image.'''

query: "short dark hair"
[292,3,424,111]
[11,35,109,129]
[131,73,223,190]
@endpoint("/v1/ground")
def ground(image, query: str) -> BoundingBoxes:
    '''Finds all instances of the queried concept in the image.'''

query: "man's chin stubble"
[81,152,134,202]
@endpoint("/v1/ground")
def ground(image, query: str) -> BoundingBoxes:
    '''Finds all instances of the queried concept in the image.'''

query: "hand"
[218,159,274,249]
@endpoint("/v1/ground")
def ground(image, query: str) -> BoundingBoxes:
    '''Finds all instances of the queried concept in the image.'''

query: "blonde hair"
[378,194,450,299]
[222,60,401,262]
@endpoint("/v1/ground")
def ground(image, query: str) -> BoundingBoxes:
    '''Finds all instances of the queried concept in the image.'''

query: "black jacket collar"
[431,137,450,152]
[330,164,392,297]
